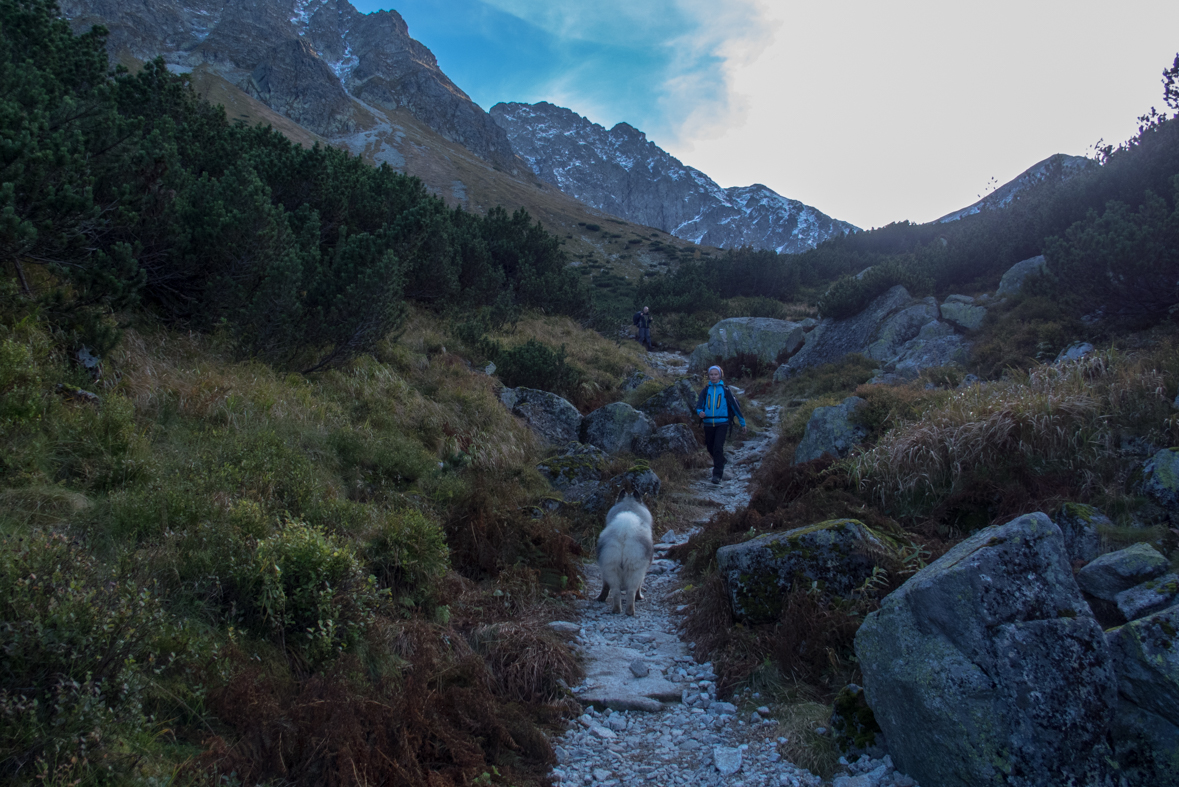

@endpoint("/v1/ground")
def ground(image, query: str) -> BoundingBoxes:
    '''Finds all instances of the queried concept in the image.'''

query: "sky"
[353,0,1179,230]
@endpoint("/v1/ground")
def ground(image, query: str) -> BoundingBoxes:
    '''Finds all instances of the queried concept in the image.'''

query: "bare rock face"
[61,0,518,169]
[854,512,1117,787]
[687,317,806,374]
[490,101,857,253]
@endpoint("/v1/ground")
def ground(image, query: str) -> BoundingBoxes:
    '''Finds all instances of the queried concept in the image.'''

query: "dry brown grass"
[849,349,1175,516]
[468,620,582,704]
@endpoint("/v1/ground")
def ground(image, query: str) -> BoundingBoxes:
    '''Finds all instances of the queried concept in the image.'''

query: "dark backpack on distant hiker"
[633,311,642,327]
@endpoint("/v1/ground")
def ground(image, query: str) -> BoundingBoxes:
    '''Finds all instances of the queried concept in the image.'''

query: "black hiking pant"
[703,423,729,479]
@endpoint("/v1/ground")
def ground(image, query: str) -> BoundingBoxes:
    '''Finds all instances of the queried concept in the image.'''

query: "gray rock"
[633,423,699,459]
[688,318,806,374]
[854,512,1117,787]
[1116,573,1179,621]
[547,621,581,638]
[1052,502,1106,564]
[863,298,939,362]
[794,397,869,464]
[581,402,655,455]
[773,286,915,380]
[619,369,654,392]
[629,658,650,678]
[717,519,894,624]
[501,387,583,445]
[1106,605,1179,784]
[536,442,607,491]
[1076,543,1170,602]
[637,379,698,420]
[940,298,987,331]
[712,745,743,775]
[1055,341,1095,363]
[581,468,661,513]
[888,321,971,379]
[996,255,1048,296]
[1142,447,1179,512]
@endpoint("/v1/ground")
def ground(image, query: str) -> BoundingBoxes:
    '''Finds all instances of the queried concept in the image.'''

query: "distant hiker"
[696,365,746,484]
[634,306,653,350]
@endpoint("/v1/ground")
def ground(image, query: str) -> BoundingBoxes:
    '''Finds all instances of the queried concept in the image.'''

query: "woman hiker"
[696,365,746,484]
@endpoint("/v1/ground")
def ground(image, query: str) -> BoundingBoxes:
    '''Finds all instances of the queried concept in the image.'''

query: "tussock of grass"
[849,349,1176,519]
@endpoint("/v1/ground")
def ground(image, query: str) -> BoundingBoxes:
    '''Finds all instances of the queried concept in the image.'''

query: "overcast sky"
[354,0,1179,230]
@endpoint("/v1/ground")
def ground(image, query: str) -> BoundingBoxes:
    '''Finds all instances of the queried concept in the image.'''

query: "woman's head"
[707,365,723,383]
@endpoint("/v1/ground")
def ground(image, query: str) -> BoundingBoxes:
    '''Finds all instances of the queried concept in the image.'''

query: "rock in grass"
[581,401,655,454]
[855,512,1117,787]
[716,519,894,624]
[501,387,582,445]
[1142,447,1179,512]
[1076,543,1169,602]
[793,397,868,464]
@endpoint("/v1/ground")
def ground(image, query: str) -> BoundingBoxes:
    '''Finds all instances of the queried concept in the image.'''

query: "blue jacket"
[696,382,745,427]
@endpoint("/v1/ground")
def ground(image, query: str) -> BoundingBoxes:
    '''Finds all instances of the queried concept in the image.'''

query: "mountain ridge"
[490,100,859,254]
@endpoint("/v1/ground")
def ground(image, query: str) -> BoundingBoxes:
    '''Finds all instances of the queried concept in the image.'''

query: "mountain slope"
[936,153,1095,223]
[490,101,858,254]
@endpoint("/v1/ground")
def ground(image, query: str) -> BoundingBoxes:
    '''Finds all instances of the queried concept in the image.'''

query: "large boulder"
[887,321,972,379]
[581,402,655,454]
[637,379,699,420]
[996,255,1048,296]
[854,512,1117,787]
[1076,543,1170,602]
[500,386,582,445]
[862,298,939,362]
[1106,606,1179,785]
[773,286,917,380]
[688,317,806,374]
[940,295,988,332]
[633,423,699,459]
[536,442,607,492]
[716,519,894,624]
[1052,502,1106,564]
[794,397,868,464]
[1142,447,1179,512]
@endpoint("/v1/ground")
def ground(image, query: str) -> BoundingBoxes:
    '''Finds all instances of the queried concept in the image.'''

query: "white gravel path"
[546,371,920,786]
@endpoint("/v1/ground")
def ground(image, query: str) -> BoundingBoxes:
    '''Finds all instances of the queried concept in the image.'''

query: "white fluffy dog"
[595,494,654,616]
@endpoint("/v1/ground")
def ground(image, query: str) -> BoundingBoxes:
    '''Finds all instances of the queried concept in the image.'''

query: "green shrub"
[0,531,170,783]
[817,258,933,320]
[495,339,583,399]
[362,508,449,607]
[250,518,385,667]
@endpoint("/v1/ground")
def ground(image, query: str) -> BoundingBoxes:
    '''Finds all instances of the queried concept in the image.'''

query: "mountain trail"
[544,353,917,786]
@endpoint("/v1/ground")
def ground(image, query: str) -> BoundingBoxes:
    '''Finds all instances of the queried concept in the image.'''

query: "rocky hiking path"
[545,353,919,786]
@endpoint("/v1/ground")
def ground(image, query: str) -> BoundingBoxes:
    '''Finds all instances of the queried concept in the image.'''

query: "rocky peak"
[61,0,518,170]
[937,153,1094,223]
[491,101,858,254]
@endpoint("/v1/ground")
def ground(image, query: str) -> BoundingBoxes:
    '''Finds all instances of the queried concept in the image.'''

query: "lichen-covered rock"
[1107,605,1179,785]
[1053,502,1106,564]
[863,298,939,362]
[1116,573,1179,621]
[1142,447,1179,512]
[633,423,699,459]
[716,519,894,624]
[854,512,1117,787]
[940,297,987,331]
[500,386,582,445]
[581,402,655,454]
[688,317,806,374]
[888,321,971,379]
[1076,543,1170,602]
[996,255,1048,296]
[581,466,661,512]
[637,379,698,420]
[794,397,868,464]
[773,286,914,380]
[536,442,607,492]
[620,369,655,392]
